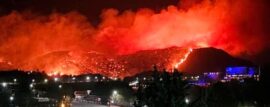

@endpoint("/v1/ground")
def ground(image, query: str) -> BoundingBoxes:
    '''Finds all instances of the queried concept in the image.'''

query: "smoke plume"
[0,0,269,76]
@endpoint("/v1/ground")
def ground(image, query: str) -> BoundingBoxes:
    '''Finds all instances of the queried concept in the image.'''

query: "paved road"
[71,102,106,107]
[71,102,120,107]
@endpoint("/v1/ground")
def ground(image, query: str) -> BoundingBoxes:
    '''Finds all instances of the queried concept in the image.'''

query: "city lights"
[32,79,35,83]
[10,96,14,101]
[30,83,34,88]
[59,85,62,89]
[44,79,48,83]
[87,90,91,95]
[185,98,189,104]
[143,105,148,107]
[86,76,90,81]
[13,78,17,82]
[54,77,59,82]
[2,82,7,87]
[113,90,118,95]
[111,90,119,104]
[61,102,65,107]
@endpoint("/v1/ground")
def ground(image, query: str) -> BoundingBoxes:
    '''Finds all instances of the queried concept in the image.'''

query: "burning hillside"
[0,47,253,78]
[0,0,269,77]
[2,47,192,78]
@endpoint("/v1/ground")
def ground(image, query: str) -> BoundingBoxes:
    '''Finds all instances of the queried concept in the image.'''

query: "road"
[71,101,120,107]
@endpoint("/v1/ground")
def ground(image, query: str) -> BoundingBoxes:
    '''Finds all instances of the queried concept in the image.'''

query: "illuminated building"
[186,72,220,86]
[223,66,260,82]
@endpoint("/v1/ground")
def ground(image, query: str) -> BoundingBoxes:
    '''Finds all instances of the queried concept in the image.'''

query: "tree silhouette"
[134,68,189,107]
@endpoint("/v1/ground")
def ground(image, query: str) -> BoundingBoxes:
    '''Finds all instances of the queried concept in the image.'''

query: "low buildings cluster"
[129,66,260,88]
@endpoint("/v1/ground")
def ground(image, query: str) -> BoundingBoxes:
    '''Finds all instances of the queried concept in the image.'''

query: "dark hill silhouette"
[179,47,254,75]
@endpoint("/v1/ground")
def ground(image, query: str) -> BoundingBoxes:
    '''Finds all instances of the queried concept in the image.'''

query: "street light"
[44,79,48,83]
[32,79,35,83]
[29,83,34,88]
[9,96,14,101]
[54,77,59,82]
[185,98,189,104]
[61,102,65,107]
[111,90,119,105]
[59,85,62,88]
[13,79,17,83]
[2,82,7,87]
[113,90,118,95]
[87,90,91,95]
[95,76,99,82]
[86,76,90,81]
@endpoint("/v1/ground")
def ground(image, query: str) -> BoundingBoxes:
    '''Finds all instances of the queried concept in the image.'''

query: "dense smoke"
[0,0,269,76]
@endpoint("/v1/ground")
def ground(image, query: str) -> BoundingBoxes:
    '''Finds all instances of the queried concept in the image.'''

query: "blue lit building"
[223,66,260,82]
[187,66,260,86]
[226,66,256,76]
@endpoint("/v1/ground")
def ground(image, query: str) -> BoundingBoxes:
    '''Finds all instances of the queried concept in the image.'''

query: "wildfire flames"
[174,48,193,69]
[0,0,269,77]
[26,47,192,77]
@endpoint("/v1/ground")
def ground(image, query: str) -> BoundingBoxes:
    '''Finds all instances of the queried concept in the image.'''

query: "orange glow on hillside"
[174,48,193,69]
[0,0,268,77]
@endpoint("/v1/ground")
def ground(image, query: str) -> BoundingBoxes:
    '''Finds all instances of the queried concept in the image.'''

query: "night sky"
[0,0,178,25]
[1,0,269,63]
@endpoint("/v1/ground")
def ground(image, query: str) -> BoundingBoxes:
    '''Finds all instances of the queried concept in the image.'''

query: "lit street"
[71,101,120,107]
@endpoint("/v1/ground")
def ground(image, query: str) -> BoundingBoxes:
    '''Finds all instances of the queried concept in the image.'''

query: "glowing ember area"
[174,48,193,69]
[0,0,269,77]
[14,49,187,78]
[19,47,191,78]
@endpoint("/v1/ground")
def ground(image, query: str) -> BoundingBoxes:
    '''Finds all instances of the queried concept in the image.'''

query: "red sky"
[0,0,269,76]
